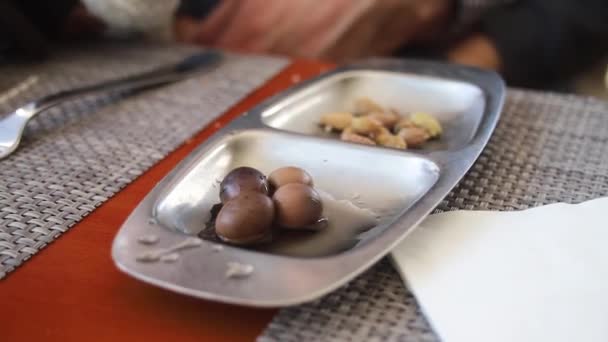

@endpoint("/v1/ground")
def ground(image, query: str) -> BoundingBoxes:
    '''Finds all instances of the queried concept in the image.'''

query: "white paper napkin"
[391,198,608,342]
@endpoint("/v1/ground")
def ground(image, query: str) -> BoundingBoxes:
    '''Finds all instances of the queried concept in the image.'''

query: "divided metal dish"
[112,58,505,307]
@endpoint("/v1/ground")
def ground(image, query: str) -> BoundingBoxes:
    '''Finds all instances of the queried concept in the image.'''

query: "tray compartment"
[154,129,439,256]
[262,70,485,151]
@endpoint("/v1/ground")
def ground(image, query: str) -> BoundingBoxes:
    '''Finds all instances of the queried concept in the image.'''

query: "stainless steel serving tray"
[112,58,505,307]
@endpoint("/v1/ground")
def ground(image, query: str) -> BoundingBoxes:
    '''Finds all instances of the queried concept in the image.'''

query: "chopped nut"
[355,97,385,114]
[368,111,399,128]
[320,98,443,149]
[389,108,402,116]
[397,127,430,147]
[410,112,442,138]
[394,117,415,132]
[351,116,389,138]
[319,112,353,131]
[376,132,407,149]
[340,128,376,145]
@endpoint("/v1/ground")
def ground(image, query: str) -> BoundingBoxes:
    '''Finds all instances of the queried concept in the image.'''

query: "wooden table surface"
[0,60,334,342]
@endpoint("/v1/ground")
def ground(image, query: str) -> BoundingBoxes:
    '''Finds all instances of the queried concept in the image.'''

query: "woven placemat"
[259,89,608,341]
[0,41,288,279]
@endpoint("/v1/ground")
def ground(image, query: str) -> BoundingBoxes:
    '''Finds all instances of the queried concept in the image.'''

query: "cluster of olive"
[214,166,325,245]
[319,97,442,149]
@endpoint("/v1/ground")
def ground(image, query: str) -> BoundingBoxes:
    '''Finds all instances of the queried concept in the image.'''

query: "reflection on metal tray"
[112,58,505,307]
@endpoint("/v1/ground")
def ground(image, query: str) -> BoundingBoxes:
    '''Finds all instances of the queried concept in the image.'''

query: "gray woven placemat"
[0,41,288,279]
[259,89,608,341]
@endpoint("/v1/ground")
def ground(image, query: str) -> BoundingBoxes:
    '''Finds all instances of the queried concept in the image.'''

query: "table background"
[2,43,608,342]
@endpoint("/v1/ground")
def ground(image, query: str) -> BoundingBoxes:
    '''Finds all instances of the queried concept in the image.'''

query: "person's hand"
[175,0,451,62]
[447,34,501,71]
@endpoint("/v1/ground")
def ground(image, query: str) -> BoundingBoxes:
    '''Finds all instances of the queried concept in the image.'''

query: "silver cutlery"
[0,51,222,159]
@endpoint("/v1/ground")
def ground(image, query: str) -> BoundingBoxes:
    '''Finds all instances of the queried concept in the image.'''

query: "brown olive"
[268,166,314,190]
[219,167,269,203]
[215,191,275,245]
[273,183,323,229]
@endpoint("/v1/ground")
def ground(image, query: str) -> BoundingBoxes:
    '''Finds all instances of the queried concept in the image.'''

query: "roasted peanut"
[375,132,407,149]
[354,97,385,115]
[351,116,389,138]
[319,112,353,131]
[394,116,415,132]
[397,127,430,147]
[410,112,442,138]
[340,128,376,145]
[368,111,399,128]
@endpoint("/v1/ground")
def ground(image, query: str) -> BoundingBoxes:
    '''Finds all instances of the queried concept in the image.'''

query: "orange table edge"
[0,60,335,342]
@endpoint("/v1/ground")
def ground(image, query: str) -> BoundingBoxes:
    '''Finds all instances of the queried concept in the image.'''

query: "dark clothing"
[0,0,78,59]
[177,0,219,18]
[480,0,608,87]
